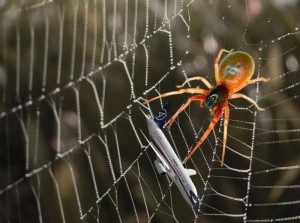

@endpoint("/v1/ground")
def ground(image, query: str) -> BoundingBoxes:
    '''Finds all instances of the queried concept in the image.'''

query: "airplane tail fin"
[154,102,170,129]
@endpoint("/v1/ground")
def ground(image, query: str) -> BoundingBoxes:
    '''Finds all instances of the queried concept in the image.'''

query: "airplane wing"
[185,168,197,176]
[140,130,171,171]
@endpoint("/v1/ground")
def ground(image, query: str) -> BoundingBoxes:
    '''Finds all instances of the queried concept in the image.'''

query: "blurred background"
[0,0,300,222]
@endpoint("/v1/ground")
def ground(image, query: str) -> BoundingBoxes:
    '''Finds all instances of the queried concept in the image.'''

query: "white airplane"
[141,103,198,207]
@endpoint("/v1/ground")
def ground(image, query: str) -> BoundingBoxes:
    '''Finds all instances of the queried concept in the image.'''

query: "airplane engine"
[154,160,166,175]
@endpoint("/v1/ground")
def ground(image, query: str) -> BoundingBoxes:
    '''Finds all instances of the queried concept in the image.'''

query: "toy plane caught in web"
[141,103,198,207]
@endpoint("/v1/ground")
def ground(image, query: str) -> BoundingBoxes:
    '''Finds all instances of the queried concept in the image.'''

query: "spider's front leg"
[176,76,212,89]
[214,48,234,84]
[167,95,206,128]
[144,88,208,104]
[183,103,224,164]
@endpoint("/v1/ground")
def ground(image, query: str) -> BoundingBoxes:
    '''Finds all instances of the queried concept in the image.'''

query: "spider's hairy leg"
[176,76,213,89]
[144,88,208,104]
[222,103,230,166]
[229,93,265,111]
[168,95,206,128]
[247,77,269,84]
[235,77,270,91]
[214,48,234,83]
[216,48,234,63]
[183,103,223,164]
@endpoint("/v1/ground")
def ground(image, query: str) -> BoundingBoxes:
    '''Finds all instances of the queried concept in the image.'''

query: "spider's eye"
[210,94,218,101]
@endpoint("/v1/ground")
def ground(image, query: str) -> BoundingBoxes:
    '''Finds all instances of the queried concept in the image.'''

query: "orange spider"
[144,48,269,166]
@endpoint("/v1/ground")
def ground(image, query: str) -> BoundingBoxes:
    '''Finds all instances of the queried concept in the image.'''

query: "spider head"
[205,85,228,111]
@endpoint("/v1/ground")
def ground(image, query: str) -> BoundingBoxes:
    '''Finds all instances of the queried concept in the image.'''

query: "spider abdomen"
[218,51,255,93]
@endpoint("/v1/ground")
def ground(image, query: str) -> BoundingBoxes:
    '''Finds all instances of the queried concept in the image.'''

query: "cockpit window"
[190,190,198,206]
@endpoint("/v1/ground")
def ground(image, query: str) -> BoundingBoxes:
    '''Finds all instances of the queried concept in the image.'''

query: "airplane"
[141,103,198,207]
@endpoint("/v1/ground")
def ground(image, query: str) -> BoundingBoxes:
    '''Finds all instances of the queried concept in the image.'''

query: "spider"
[144,48,269,166]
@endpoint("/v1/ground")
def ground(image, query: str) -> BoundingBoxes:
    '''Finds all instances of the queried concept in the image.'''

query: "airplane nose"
[190,190,198,206]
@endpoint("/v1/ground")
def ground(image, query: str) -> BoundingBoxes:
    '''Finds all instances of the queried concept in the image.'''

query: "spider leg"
[144,88,208,104]
[214,48,234,84]
[168,95,206,128]
[247,77,269,84]
[229,93,265,111]
[221,103,230,166]
[234,77,270,91]
[183,103,223,163]
[176,76,213,89]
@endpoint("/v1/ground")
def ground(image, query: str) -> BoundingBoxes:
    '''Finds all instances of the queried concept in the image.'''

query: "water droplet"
[286,54,299,71]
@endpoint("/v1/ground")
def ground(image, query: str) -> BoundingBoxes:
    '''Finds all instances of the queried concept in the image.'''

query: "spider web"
[0,0,300,222]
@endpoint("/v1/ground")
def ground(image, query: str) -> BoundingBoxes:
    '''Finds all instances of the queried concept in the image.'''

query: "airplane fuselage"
[145,116,198,207]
